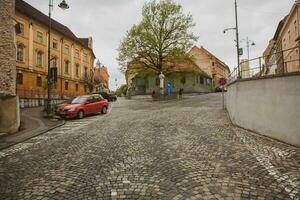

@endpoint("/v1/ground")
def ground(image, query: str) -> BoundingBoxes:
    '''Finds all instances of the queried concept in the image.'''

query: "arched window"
[17,44,24,62]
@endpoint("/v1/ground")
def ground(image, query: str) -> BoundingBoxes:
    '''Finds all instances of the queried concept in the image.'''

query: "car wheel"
[101,106,107,114]
[78,110,84,119]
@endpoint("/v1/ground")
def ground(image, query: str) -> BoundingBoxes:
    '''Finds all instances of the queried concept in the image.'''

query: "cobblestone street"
[0,93,299,200]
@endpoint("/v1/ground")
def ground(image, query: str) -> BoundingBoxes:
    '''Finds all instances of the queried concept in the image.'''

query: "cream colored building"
[240,59,250,79]
[264,1,300,74]
[189,46,230,88]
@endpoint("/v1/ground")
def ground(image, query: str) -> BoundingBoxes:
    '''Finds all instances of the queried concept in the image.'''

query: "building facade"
[15,0,96,100]
[240,59,250,79]
[126,59,213,95]
[264,1,300,75]
[94,60,110,92]
[189,46,230,88]
[0,0,20,133]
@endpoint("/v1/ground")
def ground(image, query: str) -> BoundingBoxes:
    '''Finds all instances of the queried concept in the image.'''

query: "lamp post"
[223,0,241,78]
[245,37,255,61]
[46,0,69,115]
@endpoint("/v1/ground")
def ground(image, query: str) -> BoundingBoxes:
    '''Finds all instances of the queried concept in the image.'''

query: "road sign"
[219,78,227,86]
[239,48,243,56]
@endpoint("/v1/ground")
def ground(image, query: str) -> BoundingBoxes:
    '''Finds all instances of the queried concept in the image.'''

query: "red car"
[58,94,108,119]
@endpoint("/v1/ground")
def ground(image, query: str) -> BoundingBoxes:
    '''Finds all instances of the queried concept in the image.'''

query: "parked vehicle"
[58,94,108,119]
[94,92,117,102]
[55,98,74,114]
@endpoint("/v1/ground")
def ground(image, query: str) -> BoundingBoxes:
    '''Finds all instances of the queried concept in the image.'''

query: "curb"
[0,120,66,151]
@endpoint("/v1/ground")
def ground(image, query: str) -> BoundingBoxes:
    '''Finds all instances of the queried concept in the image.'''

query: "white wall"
[226,74,300,147]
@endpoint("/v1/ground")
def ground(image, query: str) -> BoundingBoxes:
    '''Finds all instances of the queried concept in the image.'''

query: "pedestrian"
[178,88,184,100]
[151,90,155,98]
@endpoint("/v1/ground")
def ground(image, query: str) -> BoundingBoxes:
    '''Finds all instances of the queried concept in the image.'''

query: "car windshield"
[71,97,87,104]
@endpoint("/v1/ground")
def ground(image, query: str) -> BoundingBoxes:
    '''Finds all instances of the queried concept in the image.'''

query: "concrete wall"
[226,74,300,147]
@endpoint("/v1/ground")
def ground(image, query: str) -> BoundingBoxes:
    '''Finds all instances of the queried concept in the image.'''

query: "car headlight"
[68,108,76,112]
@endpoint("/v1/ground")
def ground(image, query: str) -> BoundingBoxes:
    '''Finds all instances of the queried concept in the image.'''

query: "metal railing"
[229,46,300,83]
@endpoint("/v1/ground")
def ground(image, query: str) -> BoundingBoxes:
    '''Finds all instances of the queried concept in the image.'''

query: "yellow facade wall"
[15,11,95,99]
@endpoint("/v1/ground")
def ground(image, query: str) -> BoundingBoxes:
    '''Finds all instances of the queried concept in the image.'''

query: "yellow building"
[15,0,96,99]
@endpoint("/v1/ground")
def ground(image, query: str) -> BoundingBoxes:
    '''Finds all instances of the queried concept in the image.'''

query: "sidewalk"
[0,107,64,150]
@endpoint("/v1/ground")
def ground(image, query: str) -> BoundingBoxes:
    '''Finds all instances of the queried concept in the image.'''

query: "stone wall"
[0,0,16,97]
[226,74,300,147]
[0,0,19,134]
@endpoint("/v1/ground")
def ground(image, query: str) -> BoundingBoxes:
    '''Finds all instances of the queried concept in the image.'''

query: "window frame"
[65,60,69,74]
[75,64,80,77]
[17,73,23,85]
[17,44,24,62]
[64,45,70,55]
[36,51,43,67]
[36,76,42,87]
[65,81,69,90]
[53,38,57,49]
[37,31,43,44]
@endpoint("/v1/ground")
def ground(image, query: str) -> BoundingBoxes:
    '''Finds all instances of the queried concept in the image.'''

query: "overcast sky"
[25,0,294,90]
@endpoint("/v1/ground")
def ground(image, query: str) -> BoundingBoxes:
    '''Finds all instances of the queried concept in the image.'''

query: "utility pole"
[46,0,69,115]
[46,0,53,115]
[234,0,240,78]
[223,0,241,78]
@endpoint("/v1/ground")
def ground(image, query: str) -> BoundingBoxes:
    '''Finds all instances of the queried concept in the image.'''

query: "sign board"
[239,48,243,56]
[219,78,227,86]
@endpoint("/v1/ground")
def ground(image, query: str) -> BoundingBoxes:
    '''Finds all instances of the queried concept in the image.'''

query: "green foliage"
[116,84,128,97]
[118,0,198,75]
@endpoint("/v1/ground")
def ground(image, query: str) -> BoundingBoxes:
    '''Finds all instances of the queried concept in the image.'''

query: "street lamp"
[46,0,69,115]
[223,0,241,78]
[244,37,255,61]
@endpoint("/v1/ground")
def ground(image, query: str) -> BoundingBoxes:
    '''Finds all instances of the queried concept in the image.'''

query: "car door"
[85,96,94,114]
[92,96,101,114]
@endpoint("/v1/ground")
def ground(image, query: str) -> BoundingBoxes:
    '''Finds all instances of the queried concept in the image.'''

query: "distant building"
[15,0,96,99]
[125,45,229,95]
[94,60,110,92]
[264,1,300,74]
[240,59,250,78]
[126,59,212,95]
[189,46,230,88]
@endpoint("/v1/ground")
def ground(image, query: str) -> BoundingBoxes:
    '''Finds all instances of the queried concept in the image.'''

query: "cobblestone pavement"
[0,93,299,200]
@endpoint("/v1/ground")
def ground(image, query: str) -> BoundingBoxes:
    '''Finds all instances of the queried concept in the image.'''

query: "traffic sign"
[219,78,227,86]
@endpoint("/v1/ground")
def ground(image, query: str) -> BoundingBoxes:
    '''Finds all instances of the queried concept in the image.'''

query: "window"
[207,78,211,86]
[36,76,42,87]
[37,51,42,67]
[212,62,215,66]
[17,23,24,36]
[53,38,57,49]
[84,67,88,78]
[52,57,57,68]
[65,61,69,74]
[65,82,69,90]
[75,83,79,91]
[37,32,43,43]
[83,53,87,62]
[76,64,80,76]
[75,49,79,58]
[200,76,204,84]
[84,85,87,93]
[17,44,24,62]
[64,45,69,54]
[17,73,23,84]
